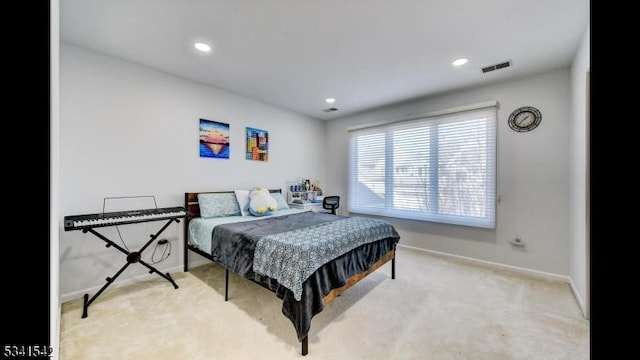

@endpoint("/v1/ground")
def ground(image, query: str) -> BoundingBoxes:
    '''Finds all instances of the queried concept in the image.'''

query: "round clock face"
[508,106,542,132]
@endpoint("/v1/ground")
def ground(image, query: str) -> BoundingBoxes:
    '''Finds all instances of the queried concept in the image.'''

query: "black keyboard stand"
[80,217,180,318]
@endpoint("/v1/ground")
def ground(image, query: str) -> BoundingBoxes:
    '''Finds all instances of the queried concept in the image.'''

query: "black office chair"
[322,196,340,215]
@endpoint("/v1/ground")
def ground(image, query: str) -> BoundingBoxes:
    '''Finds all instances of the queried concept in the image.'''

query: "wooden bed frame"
[183,189,396,355]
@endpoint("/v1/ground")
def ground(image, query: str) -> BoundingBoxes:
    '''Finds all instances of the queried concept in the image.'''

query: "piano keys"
[64,206,186,231]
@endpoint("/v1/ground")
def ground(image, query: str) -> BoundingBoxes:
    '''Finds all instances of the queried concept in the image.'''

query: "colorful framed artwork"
[199,119,230,159]
[245,127,268,161]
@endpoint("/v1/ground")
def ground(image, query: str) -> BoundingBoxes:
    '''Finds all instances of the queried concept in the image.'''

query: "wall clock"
[508,106,542,132]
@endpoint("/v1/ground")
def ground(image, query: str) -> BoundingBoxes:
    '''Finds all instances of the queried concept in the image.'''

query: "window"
[348,105,496,228]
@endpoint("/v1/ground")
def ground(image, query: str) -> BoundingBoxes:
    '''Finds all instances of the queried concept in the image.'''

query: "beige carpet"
[60,246,589,359]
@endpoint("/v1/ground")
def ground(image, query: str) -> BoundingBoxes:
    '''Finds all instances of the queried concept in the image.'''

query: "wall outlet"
[510,237,525,247]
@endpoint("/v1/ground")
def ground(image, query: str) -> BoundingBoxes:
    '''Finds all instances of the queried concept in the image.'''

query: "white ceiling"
[60,0,589,120]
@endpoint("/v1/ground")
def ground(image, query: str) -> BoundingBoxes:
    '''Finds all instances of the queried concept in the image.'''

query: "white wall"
[59,42,325,299]
[51,0,60,358]
[325,69,571,275]
[570,26,590,318]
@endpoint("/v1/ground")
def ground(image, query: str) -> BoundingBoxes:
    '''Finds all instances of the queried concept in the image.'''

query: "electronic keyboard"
[64,206,186,231]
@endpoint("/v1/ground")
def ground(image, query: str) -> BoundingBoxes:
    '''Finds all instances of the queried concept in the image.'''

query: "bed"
[183,189,400,355]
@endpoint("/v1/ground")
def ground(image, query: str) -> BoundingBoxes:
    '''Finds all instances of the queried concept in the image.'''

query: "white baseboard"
[397,244,570,283]
[61,265,185,303]
[568,277,587,319]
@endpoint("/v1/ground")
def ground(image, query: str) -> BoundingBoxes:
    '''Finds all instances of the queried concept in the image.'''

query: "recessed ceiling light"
[326,98,336,104]
[194,42,212,52]
[452,58,469,66]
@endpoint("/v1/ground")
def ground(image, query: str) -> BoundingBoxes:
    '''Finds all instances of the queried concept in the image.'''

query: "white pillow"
[234,189,250,216]
[271,192,290,210]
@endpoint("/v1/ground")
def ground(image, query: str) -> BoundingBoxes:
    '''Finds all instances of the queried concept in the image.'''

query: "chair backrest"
[322,196,340,214]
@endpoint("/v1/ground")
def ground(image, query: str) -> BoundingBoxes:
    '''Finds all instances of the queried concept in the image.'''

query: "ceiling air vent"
[480,60,512,74]
[323,107,338,112]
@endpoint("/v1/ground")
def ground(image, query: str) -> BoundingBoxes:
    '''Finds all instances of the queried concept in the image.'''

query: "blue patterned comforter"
[209,212,400,301]
[253,216,400,300]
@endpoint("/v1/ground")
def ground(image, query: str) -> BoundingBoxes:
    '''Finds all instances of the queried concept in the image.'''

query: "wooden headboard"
[184,189,283,219]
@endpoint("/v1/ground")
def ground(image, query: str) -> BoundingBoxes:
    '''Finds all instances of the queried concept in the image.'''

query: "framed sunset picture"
[245,127,268,161]
[199,119,230,159]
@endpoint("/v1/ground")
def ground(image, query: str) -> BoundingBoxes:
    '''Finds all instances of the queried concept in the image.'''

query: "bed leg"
[225,269,229,301]
[184,245,189,272]
[392,256,396,279]
[183,212,189,272]
[302,336,308,356]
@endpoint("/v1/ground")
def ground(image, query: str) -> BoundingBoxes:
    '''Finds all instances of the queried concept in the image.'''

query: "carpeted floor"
[60,246,589,359]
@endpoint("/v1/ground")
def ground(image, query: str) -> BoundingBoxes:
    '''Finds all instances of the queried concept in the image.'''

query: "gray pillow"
[198,193,241,218]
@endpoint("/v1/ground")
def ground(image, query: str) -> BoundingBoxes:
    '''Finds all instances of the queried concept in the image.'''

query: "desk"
[288,202,323,212]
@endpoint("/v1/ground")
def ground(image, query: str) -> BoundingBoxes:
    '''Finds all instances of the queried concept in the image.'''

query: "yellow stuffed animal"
[248,187,278,216]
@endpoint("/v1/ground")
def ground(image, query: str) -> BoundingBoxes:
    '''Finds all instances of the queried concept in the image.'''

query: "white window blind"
[348,105,496,228]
